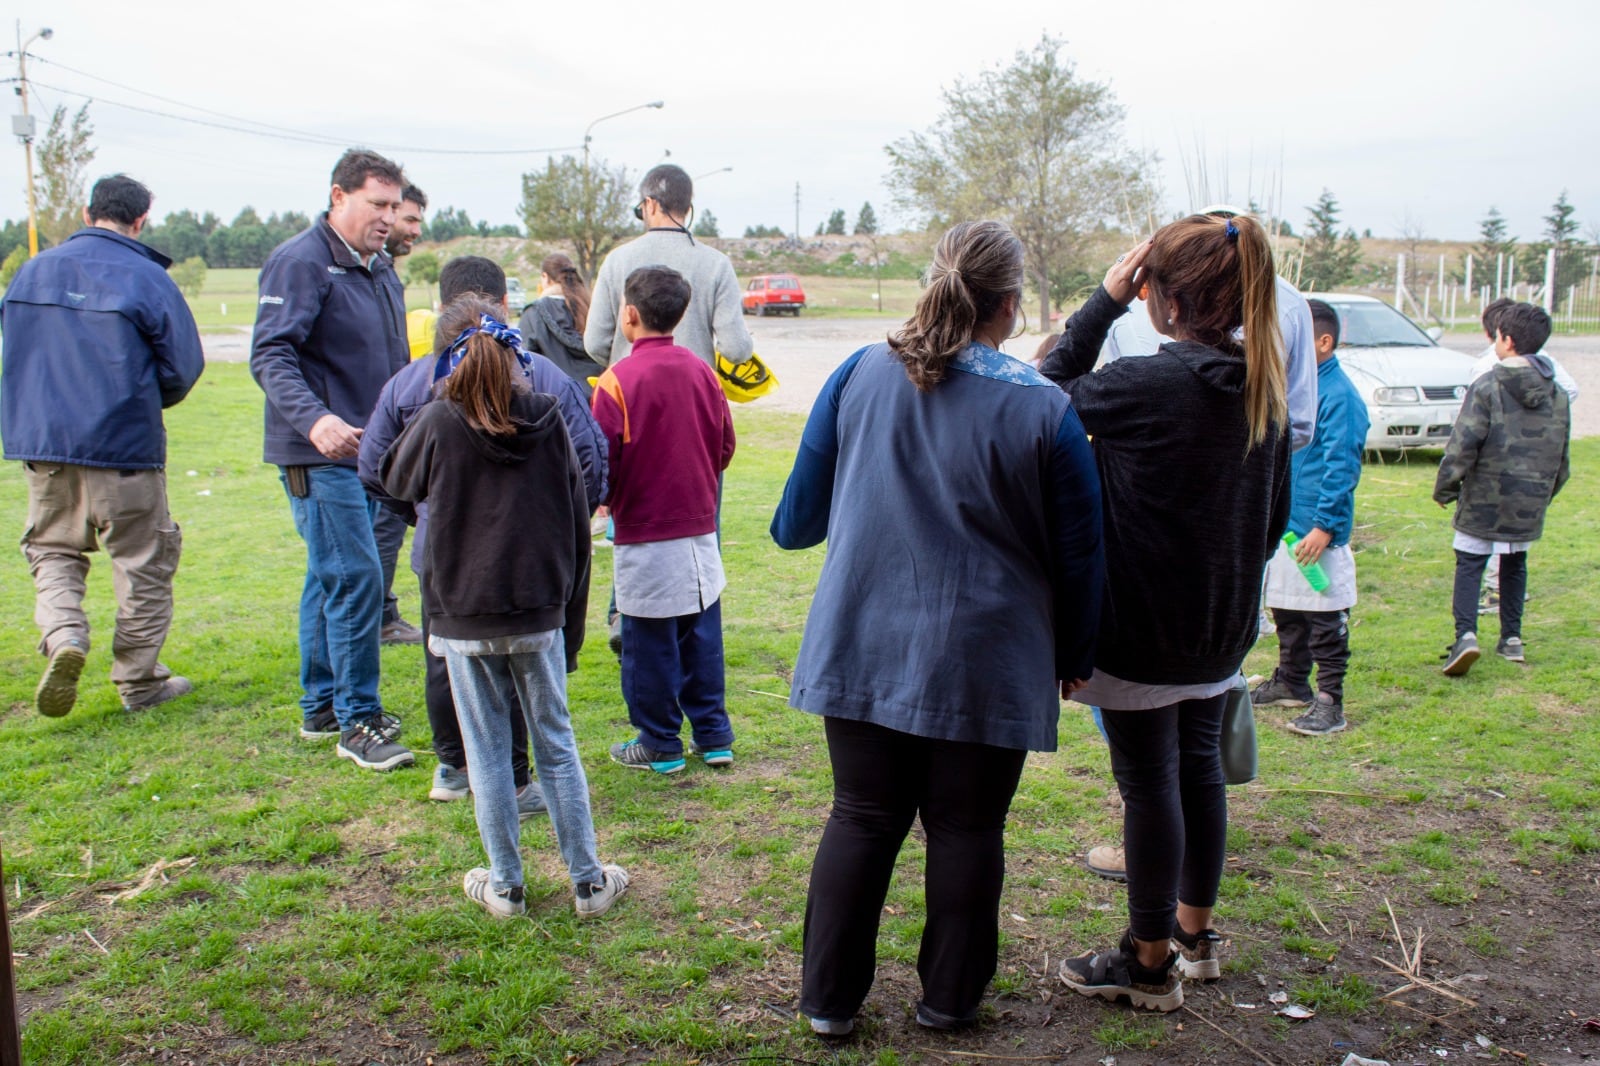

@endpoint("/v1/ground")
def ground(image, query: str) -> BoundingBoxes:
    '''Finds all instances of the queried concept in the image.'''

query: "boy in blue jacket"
[1252,299,1369,735]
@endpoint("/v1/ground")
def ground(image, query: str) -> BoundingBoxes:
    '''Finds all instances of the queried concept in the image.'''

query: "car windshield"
[1331,302,1433,347]
[771,277,798,290]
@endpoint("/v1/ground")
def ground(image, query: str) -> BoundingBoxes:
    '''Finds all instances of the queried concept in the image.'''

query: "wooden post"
[1,844,22,1066]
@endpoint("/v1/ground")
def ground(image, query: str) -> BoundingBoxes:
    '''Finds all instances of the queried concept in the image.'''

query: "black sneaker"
[1441,632,1480,677]
[1496,636,1526,663]
[609,738,685,774]
[1171,925,1223,981]
[337,718,415,771]
[607,615,623,658]
[1060,930,1183,1012]
[1287,692,1346,736]
[301,706,401,741]
[1251,672,1312,708]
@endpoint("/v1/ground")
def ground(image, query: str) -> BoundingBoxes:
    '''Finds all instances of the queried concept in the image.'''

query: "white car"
[1309,294,1476,452]
[505,277,528,315]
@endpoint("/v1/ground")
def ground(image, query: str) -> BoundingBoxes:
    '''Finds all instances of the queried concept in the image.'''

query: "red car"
[742,274,807,316]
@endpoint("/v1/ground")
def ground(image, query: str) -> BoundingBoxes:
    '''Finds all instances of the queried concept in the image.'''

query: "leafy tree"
[169,256,207,298]
[424,206,472,243]
[854,202,878,236]
[886,34,1150,325]
[142,210,211,263]
[0,219,28,263]
[35,103,97,248]
[1298,190,1365,291]
[0,245,27,288]
[743,224,785,238]
[405,250,442,287]
[692,210,720,238]
[519,155,638,278]
[825,209,847,236]
[1475,206,1516,283]
[1538,190,1586,310]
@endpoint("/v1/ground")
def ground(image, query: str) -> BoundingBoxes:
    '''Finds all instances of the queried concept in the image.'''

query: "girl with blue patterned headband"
[382,294,631,921]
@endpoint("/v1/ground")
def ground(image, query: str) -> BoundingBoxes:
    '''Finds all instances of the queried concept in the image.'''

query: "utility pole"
[13,22,54,258]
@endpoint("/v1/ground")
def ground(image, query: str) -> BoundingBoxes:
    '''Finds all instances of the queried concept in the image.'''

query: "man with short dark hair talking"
[251,148,414,772]
[2,174,205,718]
[372,182,429,645]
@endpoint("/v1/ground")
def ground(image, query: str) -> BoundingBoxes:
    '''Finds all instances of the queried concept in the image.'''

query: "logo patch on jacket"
[327,265,346,275]
[259,295,284,305]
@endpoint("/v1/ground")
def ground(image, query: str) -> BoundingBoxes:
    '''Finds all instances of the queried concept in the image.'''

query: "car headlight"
[1373,386,1420,404]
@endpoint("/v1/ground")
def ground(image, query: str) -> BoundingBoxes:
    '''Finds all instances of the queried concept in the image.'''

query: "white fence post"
[1543,248,1556,314]
[1495,253,1504,298]
[1395,253,1406,311]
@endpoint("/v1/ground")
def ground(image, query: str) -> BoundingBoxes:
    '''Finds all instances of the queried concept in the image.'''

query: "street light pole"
[13,21,54,258]
[692,167,732,181]
[578,101,663,275]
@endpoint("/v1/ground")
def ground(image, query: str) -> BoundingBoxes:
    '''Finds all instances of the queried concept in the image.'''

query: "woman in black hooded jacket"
[519,252,605,398]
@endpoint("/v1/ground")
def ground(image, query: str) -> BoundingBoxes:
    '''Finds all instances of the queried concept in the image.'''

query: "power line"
[22,64,583,157]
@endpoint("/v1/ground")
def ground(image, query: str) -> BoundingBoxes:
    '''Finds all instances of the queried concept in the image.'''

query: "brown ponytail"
[434,295,529,437]
[541,252,591,334]
[1145,214,1287,448]
[888,220,1023,391]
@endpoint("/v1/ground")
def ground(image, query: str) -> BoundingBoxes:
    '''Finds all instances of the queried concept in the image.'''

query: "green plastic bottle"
[1282,531,1331,592]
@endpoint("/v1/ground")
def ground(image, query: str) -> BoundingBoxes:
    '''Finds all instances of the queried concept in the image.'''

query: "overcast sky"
[9,0,1599,244]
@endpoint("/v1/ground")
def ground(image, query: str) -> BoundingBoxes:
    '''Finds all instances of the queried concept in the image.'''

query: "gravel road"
[203,319,1599,437]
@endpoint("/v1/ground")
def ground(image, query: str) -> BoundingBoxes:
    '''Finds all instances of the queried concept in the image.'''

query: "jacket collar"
[629,335,677,355]
[67,227,173,270]
[315,213,382,273]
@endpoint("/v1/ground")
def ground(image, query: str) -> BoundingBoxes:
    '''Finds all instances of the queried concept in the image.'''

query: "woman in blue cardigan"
[771,221,1104,1035]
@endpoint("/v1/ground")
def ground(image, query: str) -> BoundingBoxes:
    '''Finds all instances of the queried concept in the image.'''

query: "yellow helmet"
[715,351,778,403]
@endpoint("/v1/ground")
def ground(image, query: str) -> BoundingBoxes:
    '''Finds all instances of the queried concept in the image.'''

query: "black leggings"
[1100,693,1228,943]
[800,716,1027,1023]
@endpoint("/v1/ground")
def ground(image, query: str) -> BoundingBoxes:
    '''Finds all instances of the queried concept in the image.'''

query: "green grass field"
[3,366,1596,1064]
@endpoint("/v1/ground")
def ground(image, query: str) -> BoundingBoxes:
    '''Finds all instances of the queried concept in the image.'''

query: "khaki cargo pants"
[20,462,180,705]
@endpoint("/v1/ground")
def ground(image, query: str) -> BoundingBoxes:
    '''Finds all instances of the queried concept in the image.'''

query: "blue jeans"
[621,599,733,755]
[282,465,383,729]
[372,506,407,625]
[442,632,602,893]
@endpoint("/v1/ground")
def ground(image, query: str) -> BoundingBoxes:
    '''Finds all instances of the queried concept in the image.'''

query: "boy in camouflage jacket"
[1433,303,1570,676]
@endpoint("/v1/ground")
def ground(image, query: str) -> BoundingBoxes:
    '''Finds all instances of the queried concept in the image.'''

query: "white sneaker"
[575,863,630,918]
[462,867,525,918]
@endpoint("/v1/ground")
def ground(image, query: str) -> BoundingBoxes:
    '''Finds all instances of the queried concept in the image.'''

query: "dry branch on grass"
[1375,898,1478,1007]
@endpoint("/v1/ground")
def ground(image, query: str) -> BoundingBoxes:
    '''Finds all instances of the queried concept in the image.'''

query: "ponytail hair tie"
[1224,219,1239,241]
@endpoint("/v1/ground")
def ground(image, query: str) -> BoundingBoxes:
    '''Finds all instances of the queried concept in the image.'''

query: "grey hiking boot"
[379,617,424,645]
[516,782,548,821]
[1441,632,1480,677]
[1251,671,1312,708]
[1496,636,1526,663]
[36,638,87,718]
[1287,692,1346,736]
[337,718,415,771]
[123,676,194,712]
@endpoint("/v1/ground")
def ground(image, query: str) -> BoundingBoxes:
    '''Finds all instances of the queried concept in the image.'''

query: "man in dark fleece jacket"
[250,149,413,773]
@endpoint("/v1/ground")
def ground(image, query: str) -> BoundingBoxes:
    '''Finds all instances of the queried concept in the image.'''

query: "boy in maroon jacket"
[592,267,737,774]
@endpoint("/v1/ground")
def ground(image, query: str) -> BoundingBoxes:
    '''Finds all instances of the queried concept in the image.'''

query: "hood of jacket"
[1163,339,1248,394]
[1497,357,1556,409]
[449,389,564,465]
[535,296,586,350]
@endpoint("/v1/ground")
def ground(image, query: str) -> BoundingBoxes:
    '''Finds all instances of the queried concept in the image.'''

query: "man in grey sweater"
[584,165,753,369]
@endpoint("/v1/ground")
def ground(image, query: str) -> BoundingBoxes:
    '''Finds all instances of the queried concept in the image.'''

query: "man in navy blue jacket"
[1,174,203,718]
[250,149,413,773]
[359,255,607,809]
